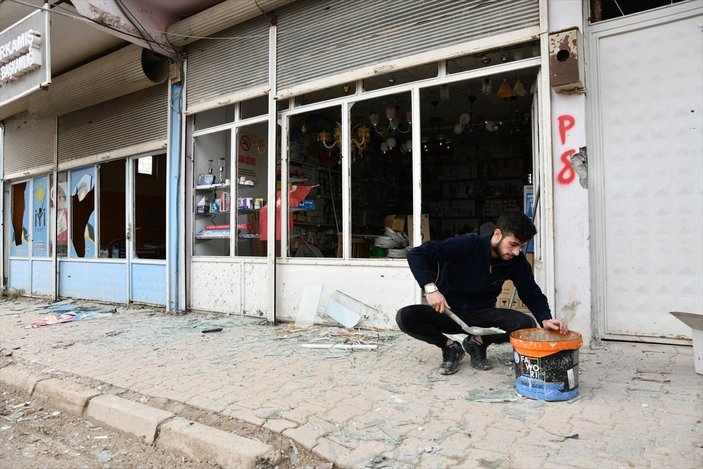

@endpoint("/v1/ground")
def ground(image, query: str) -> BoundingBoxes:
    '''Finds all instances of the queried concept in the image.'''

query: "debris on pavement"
[275,324,398,354]
[26,300,117,328]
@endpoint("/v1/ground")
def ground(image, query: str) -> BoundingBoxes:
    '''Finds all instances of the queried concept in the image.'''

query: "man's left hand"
[542,318,568,333]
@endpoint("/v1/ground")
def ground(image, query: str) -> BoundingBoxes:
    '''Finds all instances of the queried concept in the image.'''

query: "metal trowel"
[444,307,505,335]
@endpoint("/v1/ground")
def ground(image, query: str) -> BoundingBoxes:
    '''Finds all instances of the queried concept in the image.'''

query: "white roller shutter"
[185,16,270,112]
[3,112,55,177]
[276,0,539,92]
[57,84,168,163]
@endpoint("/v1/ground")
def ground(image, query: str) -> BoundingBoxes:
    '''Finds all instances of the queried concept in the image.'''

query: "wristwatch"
[423,283,439,294]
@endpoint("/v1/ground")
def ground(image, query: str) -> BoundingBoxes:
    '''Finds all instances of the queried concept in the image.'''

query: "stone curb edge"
[0,364,279,469]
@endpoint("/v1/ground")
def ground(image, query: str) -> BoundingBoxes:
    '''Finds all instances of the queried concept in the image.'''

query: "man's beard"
[492,236,514,261]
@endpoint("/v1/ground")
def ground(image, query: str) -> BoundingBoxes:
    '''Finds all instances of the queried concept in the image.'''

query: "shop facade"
[3,81,172,304]
[183,0,573,332]
[3,0,700,347]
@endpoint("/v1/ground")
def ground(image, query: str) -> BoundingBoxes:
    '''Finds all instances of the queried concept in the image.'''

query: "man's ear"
[492,228,502,240]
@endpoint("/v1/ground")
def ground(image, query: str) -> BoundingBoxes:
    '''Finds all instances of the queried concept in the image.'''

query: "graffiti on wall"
[556,114,576,185]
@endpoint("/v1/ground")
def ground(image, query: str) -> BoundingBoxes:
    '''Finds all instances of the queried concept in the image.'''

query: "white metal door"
[590,4,703,341]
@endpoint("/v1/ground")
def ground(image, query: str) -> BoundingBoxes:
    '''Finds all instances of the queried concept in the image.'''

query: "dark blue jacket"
[406,234,552,324]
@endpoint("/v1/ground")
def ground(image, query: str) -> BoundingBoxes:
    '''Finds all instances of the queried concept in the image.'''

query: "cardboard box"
[384,214,405,232]
[407,214,430,246]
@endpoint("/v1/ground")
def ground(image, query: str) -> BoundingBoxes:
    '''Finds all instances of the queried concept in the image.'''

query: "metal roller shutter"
[277,0,539,91]
[185,16,269,111]
[3,112,55,177]
[57,84,168,163]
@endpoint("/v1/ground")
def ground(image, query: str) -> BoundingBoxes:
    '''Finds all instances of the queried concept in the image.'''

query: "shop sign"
[0,8,50,107]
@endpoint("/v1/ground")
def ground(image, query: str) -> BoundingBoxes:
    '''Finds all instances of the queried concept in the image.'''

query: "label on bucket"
[513,349,580,401]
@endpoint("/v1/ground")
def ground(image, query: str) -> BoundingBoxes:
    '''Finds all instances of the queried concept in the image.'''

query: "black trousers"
[396,304,536,348]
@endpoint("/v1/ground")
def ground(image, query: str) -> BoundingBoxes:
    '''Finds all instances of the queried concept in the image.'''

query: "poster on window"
[10,182,29,257]
[69,167,96,258]
[32,175,49,257]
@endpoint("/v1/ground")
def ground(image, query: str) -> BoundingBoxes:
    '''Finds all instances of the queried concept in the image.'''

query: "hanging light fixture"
[318,122,371,152]
[453,95,476,135]
[368,105,411,137]
[496,79,513,98]
[512,78,527,97]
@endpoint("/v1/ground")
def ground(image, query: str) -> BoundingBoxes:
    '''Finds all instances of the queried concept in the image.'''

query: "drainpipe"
[166,75,184,312]
[0,123,4,291]
[266,18,278,322]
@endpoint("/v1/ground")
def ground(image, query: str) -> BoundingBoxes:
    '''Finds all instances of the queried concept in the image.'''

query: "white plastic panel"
[275,261,416,329]
[190,259,269,317]
[592,7,703,339]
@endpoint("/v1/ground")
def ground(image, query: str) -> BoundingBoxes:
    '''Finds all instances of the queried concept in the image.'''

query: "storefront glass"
[287,108,343,258]
[192,96,270,257]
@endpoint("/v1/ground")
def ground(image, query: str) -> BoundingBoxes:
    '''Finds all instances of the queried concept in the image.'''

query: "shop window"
[288,107,342,258]
[236,123,268,257]
[134,155,166,259]
[240,95,268,119]
[362,63,438,92]
[10,182,29,257]
[193,129,232,256]
[55,172,69,257]
[99,160,126,258]
[294,83,356,107]
[9,176,53,258]
[192,107,270,258]
[69,167,96,258]
[350,92,413,258]
[419,70,536,240]
[194,105,234,131]
[32,175,51,257]
[589,0,686,22]
[447,41,539,75]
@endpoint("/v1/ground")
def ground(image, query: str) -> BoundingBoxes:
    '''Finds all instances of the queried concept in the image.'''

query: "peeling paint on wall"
[560,284,581,324]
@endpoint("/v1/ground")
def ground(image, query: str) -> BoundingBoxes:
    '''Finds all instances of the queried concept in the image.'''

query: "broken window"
[10,182,29,257]
[32,175,51,257]
[55,172,69,257]
[590,0,687,22]
[70,167,96,258]
[134,154,166,259]
[99,160,126,258]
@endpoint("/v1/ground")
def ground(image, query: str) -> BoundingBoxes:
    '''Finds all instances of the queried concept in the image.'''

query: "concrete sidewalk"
[1,297,701,468]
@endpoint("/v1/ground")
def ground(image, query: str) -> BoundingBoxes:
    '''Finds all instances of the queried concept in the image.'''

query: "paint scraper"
[444,307,505,335]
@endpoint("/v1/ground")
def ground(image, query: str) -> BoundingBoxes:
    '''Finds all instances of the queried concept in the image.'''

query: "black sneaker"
[462,335,493,371]
[439,341,465,375]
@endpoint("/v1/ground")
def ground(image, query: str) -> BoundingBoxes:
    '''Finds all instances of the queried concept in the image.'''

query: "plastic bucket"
[370,246,388,258]
[509,328,583,401]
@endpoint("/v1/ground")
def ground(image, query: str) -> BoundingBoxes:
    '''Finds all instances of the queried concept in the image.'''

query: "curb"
[0,364,279,468]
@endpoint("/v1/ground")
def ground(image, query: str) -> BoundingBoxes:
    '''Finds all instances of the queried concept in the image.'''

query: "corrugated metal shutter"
[277,0,539,91]
[3,112,55,176]
[58,84,168,163]
[185,16,269,111]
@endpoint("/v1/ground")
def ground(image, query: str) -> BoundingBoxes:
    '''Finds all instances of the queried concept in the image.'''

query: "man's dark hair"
[495,209,536,242]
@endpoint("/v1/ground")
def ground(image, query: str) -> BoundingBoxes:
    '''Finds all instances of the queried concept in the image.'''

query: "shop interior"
[286,45,539,258]
[190,42,539,260]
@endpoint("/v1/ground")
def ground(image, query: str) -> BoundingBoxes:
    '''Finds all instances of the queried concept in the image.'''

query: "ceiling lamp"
[453,95,476,135]
[369,105,411,137]
[318,122,371,152]
[496,79,513,98]
[512,78,527,97]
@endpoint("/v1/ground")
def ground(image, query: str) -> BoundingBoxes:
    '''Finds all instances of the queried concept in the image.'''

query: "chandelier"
[316,104,413,157]
[369,105,411,137]
[317,122,371,152]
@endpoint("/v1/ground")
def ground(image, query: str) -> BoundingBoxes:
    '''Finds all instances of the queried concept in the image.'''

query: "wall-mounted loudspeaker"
[548,28,585,93]
[141,48,170,84]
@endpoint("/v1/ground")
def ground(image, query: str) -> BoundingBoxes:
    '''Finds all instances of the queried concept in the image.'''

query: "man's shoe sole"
[462,336,493,371]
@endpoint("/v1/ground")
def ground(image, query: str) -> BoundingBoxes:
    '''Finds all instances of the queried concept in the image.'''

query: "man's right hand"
[426,291,450,313]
